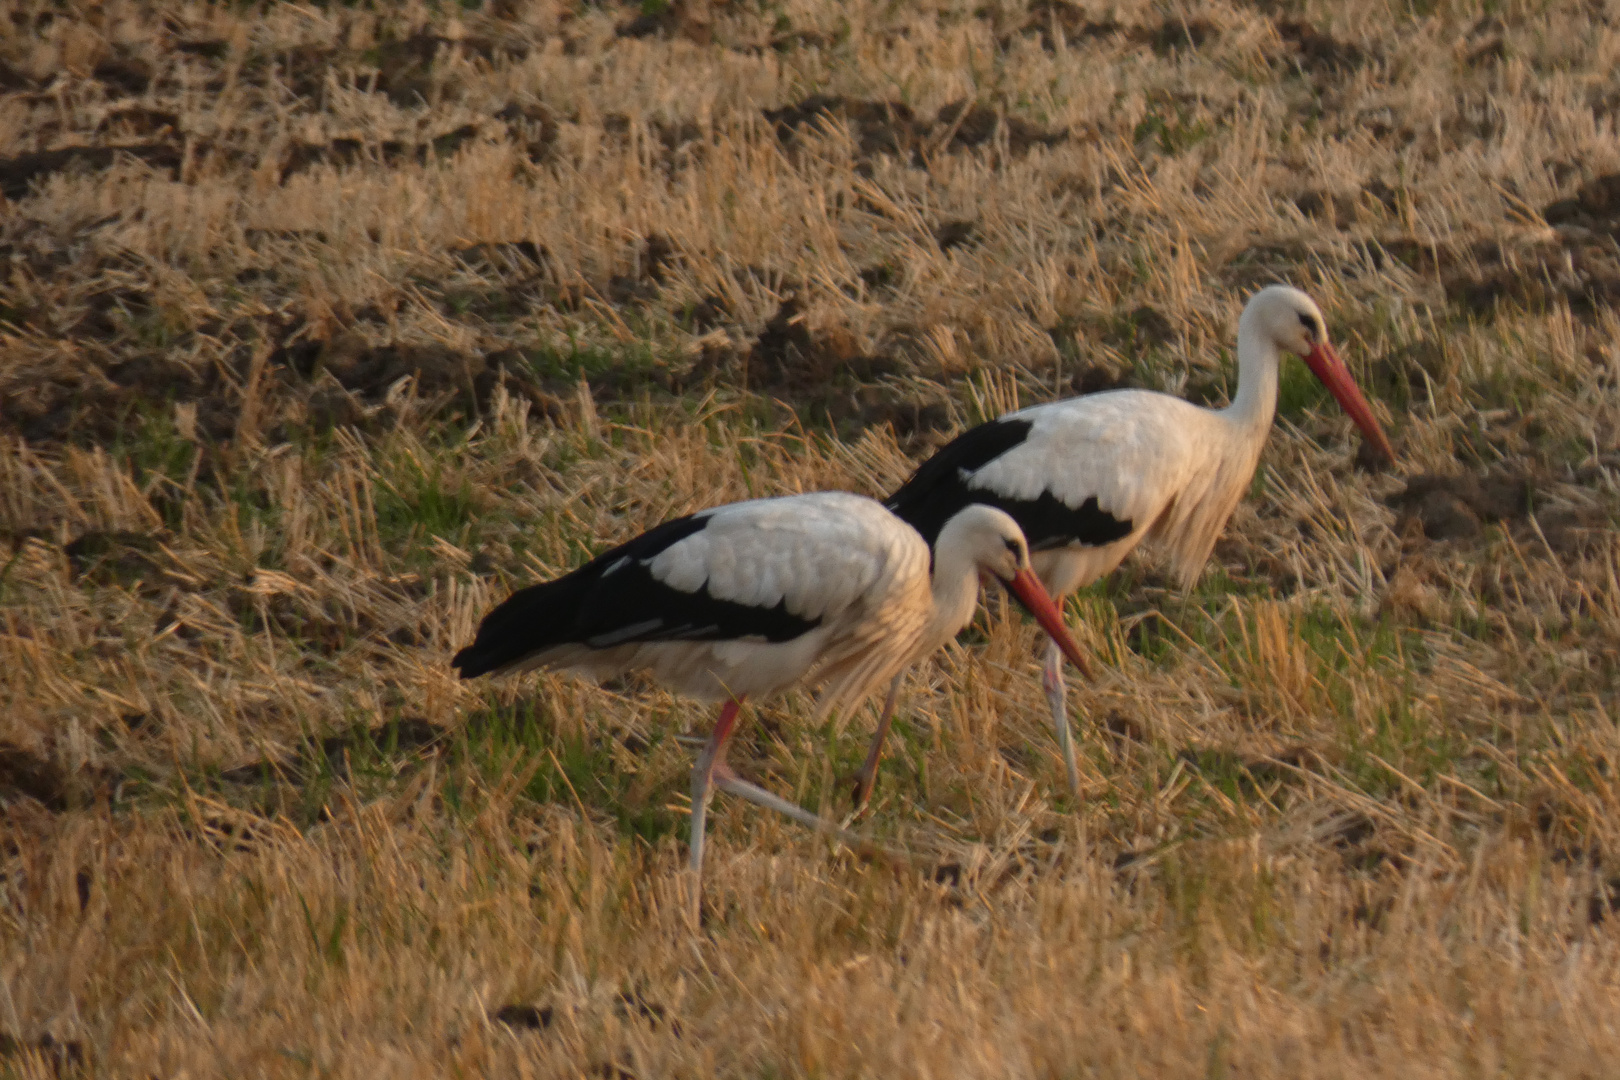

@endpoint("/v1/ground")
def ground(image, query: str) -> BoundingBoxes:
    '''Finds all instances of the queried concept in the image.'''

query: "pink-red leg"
[687,695,880,923]
[688,696,743,889]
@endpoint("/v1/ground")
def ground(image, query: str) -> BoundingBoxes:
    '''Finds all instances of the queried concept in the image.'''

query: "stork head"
[943,503,1032,583]
[1245,285,1396,462]
[939,505,1094,679]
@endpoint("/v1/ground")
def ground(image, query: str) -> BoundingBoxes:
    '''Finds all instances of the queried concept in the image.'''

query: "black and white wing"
[884,401,1149,552]
[452,491,923,679]
[885,391,1241,584]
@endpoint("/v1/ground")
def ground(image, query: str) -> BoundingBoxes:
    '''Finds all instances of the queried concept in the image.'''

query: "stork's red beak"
[1302,342,1396,462]
[1001,568,1094,680]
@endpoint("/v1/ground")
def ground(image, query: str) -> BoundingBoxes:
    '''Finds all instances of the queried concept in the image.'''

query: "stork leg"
[688,696,879,923]
[1043,637,1082,798]
[711,763,874,851]
[847,674,903,818]
[688,696,744,920]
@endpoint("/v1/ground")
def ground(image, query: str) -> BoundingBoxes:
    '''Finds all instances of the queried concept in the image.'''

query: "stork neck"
[1222,311,1281,436]
[926,520,988,646]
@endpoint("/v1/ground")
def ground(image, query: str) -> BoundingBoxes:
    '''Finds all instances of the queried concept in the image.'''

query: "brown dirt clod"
[1543,172,1620,233]
[0,744,70,811]
[491,1003,554,1031]
[0,144,183,200]
[1274,19,1369,74]
[1389,470,1534,540]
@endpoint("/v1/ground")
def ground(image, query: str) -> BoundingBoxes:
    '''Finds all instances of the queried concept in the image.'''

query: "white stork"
[857,284,1396,806]
[451,490,1089,909]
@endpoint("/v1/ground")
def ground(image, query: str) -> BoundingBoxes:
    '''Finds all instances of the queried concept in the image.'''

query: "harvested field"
[2,0,1620,1075]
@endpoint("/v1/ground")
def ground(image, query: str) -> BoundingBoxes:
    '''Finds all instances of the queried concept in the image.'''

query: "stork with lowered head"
[452,490,1091,915]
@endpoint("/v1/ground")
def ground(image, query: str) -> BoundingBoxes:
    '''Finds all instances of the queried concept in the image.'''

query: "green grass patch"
[453,699,683,846]
[110,407,200,525]
[373,458,479,564]
[521,338,666,391]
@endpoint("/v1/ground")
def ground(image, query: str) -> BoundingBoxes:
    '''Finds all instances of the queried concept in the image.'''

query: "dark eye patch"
[1297,312,1321,340]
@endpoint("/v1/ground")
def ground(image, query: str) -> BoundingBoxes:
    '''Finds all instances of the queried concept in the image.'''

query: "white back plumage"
[648,492,920,624]
[546,492,937,715]
[974,393,1260,592]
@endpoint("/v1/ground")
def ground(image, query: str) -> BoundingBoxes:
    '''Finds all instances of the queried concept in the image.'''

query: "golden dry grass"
[3,0,1620,1075]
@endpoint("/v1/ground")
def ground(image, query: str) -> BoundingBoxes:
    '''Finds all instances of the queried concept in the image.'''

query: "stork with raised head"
[451,490,1090,913]
[852,284,1397,808]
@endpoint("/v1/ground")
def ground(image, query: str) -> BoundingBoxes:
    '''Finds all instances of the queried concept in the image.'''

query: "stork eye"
[1003,537,1023,556]
[1296,312,1321,340]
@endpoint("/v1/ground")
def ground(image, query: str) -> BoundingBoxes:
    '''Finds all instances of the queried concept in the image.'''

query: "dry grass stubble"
[3,0,1620,1075]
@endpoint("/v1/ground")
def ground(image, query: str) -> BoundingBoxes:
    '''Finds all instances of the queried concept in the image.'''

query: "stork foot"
[832,765,880,829]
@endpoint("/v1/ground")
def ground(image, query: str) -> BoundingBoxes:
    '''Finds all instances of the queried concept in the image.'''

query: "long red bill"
[1002,567,1094,680]
[1302,342,1396,462]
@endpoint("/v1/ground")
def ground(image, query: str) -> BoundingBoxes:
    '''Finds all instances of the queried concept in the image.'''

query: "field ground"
[3,0,1620,1075]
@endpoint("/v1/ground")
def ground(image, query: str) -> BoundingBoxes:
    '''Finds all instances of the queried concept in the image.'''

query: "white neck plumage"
[1221,304,1283,442]
[925,511,993,648]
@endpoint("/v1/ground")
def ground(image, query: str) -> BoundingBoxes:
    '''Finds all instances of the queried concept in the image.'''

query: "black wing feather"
[453,513,820,679]
[884,415,1135,552]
